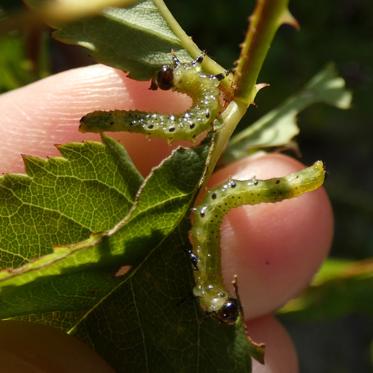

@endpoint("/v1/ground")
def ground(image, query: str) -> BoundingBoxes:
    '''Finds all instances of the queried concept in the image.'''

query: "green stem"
[204,0,293,180]
[205,101,246,179]
[234,0,292,106]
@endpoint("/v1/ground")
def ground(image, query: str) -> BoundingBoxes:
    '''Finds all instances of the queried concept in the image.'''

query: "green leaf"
[0,35,34,91]
[0,135,142,269]
[0,135,260,369]
[0,138,209,325]
[53,0,192,79]
[223,64,352,164]
[279,259,373,320]
[74,223,255,372]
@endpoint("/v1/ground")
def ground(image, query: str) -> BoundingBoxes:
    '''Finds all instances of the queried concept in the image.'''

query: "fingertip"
[248,316,299,373]
[0,321,114,372]
[211,154,333,318]
[0,64,190,174]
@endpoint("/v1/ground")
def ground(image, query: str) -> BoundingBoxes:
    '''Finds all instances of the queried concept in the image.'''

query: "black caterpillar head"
[215,298,239,325]
[155,65,174,90]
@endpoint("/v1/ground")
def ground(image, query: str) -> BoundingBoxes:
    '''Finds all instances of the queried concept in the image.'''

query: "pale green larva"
[191,161,325,324]
[79,55,225,141]
[79,56,325,325]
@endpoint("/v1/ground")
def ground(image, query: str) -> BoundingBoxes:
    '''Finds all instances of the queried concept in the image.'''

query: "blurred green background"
[1,1,372,372]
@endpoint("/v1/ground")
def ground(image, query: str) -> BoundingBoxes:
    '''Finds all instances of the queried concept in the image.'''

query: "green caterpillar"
[79,55,225,141]
[79,56,325,324]
[191,161,325,324]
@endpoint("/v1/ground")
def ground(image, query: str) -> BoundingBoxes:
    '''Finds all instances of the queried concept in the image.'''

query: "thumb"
[0,64,190,174]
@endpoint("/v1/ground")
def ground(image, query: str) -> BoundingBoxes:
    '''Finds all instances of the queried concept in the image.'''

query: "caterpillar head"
[215,297,239,325]
[150,64,176,91]
[150,61,204,93]
[154,65,174,90]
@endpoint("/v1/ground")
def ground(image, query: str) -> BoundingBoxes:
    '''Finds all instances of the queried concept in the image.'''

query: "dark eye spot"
[157,65,174,90]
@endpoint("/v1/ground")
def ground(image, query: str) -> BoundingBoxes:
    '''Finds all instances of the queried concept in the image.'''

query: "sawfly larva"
[79,54,225,141]
[190,161,325,324]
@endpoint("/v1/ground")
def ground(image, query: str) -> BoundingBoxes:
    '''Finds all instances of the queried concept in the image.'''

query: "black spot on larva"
[168,127,176,132]
[190,123,195,129]
[254,180,259,186]
[205,112,210,118]
[230,181,236,188]
[148,124,154,129]
[211,192,217,199]
[196,55,204,64]
[214,73,225,81]
[275,179,280,184]
[189,252,199,270]
[110,121,114,126]
[296,175,299,179]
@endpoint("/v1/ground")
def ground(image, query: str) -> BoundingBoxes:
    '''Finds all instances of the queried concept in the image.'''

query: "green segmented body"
[79,55,326,324]
[191,161,325,317]
[79,61,222,141]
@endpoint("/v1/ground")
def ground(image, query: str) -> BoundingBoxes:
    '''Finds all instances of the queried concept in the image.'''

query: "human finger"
[0,64,191,175]
[248,315,299,373]
[207,154,333,319]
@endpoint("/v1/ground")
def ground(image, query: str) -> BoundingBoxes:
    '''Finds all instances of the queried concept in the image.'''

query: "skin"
[0,64,333,372]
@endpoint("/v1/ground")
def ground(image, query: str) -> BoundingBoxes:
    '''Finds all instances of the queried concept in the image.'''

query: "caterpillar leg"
[184,246,199,270]
[192,51,206,65]
[171,52,181,67]
[171,50,205,67]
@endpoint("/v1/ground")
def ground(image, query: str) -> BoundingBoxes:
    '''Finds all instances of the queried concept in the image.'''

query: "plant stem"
[204,0,293,180]
[234,0,292,106]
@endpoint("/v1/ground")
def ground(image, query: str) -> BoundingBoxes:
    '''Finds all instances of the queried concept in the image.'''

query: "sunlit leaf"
[52,0,192,79]
[279,259,373,320]
[223,64,352,164]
